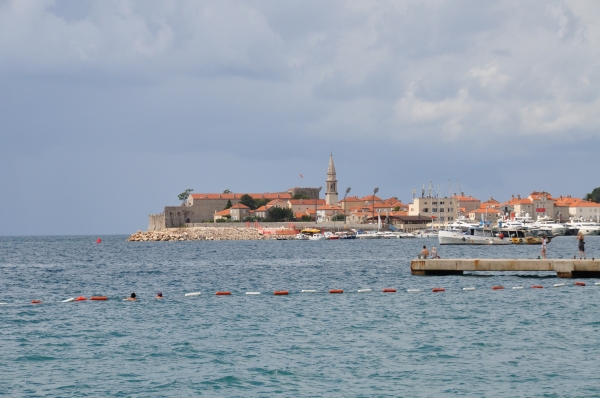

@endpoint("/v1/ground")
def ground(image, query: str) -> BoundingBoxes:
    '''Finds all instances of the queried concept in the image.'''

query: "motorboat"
[308,233,326,241]
[355,231,381,239]
[438,227,510,245]
[295,233,309,240]
[413,229,439,238]
[567,221,600,236]
[448,217,479,231]
[497,227,552,244]
[324,231,340,240]
[531,217,567,236]
[335,231,356,239]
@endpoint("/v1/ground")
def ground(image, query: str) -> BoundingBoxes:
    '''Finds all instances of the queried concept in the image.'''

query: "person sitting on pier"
[421,245,429,259]
[430,247,440,259]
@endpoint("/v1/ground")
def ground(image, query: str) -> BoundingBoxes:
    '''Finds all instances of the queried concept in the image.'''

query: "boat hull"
[438,231,511,245]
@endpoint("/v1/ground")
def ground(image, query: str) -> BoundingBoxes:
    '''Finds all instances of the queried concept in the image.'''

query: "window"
[440,201,445,205]
[432,209,437,213]
[440,208,445,212]
[440,217,445,221]
[423,208,429,212]
[432,201,437,205]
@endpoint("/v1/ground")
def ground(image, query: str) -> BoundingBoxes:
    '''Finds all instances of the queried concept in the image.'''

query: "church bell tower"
[325,153,338,206]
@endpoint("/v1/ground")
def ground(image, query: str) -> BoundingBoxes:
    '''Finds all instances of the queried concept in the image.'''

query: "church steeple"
[326,153,338,206]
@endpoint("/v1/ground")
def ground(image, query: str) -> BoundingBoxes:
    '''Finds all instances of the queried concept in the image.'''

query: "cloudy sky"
[1,0,599,235]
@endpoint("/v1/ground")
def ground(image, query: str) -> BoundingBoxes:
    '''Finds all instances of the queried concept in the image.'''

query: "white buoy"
[595,282,600,286]
[246,292,260,295]
[0,302,8,305]
[554,283,566,287]
[407,289,421,292]
[61,298,75,303]
[463,287,475,291]
[184,292,202,297]
[512,286,524,290]
[301,290,317,293]
[357,289,372,293]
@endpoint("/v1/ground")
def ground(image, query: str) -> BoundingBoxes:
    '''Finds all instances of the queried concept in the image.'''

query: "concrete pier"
[410,259,600,278]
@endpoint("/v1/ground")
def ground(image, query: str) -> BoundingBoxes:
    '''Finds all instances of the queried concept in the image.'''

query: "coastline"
[127,227,269,241]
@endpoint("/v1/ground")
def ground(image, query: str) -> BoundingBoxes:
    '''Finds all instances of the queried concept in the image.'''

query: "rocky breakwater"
[127,227,268,242]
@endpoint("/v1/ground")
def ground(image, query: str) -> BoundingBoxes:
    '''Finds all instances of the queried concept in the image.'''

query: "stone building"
[325,154,338,206]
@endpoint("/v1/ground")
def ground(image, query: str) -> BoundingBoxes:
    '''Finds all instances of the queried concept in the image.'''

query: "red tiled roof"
[358,195,382,202]
[288,199,325,205]
[215,209,230,216]
[453,195,480,202]
[230,204,249,209]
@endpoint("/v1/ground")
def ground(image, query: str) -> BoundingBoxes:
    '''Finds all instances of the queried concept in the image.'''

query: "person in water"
[125,292,137,301]
[421,245,429,259]
[155,292,163,299]
[577,232,586,259]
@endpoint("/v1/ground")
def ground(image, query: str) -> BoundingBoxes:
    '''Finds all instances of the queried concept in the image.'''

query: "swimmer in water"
[125,292,137,301]
[155,292,163,299]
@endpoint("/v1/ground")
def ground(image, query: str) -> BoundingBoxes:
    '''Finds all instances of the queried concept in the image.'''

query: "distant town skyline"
[1,1,600,235]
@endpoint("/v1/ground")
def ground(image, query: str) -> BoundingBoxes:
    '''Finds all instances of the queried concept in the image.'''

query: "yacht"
[438,227,510,245]
[568,221,600,236]
[355,231,382,239]
[532,217,567,236]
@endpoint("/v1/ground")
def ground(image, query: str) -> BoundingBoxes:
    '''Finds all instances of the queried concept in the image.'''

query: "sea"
[1,235,599,397]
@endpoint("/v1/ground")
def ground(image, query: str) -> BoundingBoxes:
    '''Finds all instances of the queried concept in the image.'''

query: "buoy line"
[14,282,600,305]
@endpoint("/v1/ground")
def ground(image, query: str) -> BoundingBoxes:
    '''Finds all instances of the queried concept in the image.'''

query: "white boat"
[532,217,568,236]
[413,229,439,238]
[568,221,600,236]
[308,233,326,241]
[324,231,340,240]
[295,233,309,240]
[438,227,511,245]
[448,217,479,230]
[355,231,381,239]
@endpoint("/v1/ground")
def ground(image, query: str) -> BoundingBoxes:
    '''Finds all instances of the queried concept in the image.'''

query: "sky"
[1,0,599,235]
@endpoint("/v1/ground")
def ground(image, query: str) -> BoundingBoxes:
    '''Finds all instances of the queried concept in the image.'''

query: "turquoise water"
[1,235,600,397]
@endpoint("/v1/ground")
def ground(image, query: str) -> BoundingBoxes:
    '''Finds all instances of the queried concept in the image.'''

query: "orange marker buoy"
[432,288,445,292]
[96,238,102,244]
[274,291,289,295]
[575,282,586,286]
[90,296,107,301]
[531,285,543,289]
[492,286,504,290]
[329,289,344,294]
[74,296,87,301]
[382,288,397,293]
[31,300,43,304]
[216,291,231,295]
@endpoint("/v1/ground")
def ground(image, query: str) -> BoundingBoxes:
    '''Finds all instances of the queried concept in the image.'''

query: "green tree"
[255,198,270,208]
[224,199,233,209]
[239,194,258,210]
[300,215,313,221]
[223,189,232,194]
[332,213,346,221]
[585,187,600,203]
[393,206,401,211]
[292,193,311,200]
[178,188,194,204]
[266,207,295,222]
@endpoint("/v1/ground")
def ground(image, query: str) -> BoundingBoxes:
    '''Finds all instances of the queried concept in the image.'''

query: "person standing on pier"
[541,234,547,259]
[577,232,586,259]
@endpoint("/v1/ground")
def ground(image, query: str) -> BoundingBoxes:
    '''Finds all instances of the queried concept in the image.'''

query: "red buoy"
[74,296,87,301]
[90,296,107,301]
[216,291,231,295]
[274,291,289,295]
[432,288,445,292]
[492,286,504,290]
[382,288,397,293]
[329,289,344,294]
[31,300,43,304]
[575,282,586,286]
[96,238,102,244]
[531,285,543,289]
